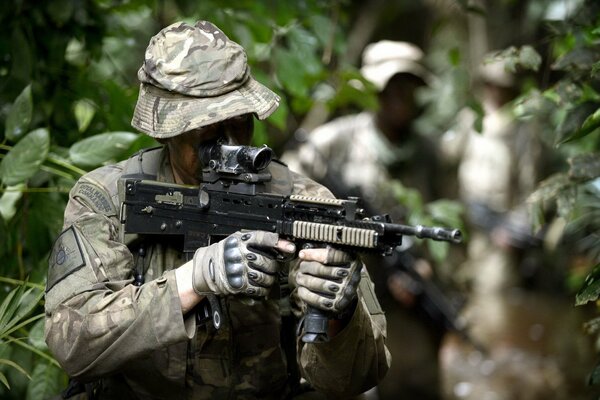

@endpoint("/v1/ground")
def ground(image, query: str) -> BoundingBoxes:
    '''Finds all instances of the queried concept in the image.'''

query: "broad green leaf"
[307,15,336,49]
[0,184,25,222]
[557,103,600,145]
[69,132,138,167]
[273,48,308,97]
[5,84,32,142]
[267,97,289,131]
[553,47,598,71]
[46,0,74,26]
[27,319,47,351]
[448,47,461,67]
[426,199,465,229]
[26,363,62,400]
[576,263,600,305]
[73,99,96,133]
[286,27,322,75]
[427,241,449,264]
[467,99,484,133]
[0,128,50,186]
[65,38,88,67]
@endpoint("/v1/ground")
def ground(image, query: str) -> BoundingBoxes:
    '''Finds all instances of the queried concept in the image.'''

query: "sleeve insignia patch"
[73,182,116,216]
[47,227,86,291]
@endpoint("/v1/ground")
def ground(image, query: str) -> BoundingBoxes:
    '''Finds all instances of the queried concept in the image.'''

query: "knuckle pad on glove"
[223,236,246,290]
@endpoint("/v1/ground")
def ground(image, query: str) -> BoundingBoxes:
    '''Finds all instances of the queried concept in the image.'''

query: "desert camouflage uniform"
[45,146,390,400]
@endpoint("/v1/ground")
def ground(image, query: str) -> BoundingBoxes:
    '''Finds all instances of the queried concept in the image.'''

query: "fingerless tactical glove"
[192,231,280,297]
[295,247,361,315]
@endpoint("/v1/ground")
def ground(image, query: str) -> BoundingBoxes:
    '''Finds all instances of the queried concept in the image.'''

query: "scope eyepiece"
[199,143,273,174]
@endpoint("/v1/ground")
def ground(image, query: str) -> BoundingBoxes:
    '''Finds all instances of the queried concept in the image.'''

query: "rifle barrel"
[385,223,462,243]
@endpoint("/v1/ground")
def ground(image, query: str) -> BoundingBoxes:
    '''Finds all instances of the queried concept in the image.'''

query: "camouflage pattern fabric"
[45,146,391,400]
[131,21,280,139]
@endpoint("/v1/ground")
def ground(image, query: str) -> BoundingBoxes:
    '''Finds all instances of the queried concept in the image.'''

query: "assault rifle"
[120,143,462,343]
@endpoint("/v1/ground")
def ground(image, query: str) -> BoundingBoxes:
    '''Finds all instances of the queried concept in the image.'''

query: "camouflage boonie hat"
[132,20,280,138]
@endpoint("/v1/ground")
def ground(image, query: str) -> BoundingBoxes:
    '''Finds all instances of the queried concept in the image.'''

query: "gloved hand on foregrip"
[295,247,362,315]
[192,231,285,297]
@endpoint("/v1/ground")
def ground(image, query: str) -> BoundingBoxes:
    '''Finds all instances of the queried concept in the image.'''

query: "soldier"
[283,40,441,215]
[44,20,390,400]
[282,41,448,400]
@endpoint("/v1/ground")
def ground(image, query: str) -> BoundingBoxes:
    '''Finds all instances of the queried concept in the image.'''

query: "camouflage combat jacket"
[44,146,391,400]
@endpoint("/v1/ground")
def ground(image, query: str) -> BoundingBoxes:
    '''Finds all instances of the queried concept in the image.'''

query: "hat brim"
[361,60,430,91]
[131,77,280,138]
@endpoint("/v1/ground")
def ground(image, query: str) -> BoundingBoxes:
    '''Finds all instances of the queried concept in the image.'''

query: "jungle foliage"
[1,0,600,397]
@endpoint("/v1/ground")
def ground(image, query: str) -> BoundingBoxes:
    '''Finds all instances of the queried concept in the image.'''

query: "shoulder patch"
[47,227,86,292]
[73,181,116,216]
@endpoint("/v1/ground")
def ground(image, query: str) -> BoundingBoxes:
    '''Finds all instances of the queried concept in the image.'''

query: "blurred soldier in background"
[282,40,449,400]
[437,55,579,400]
[440,56,544,295]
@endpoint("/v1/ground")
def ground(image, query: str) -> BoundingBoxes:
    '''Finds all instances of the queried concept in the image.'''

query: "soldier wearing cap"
[282,41,447,399]
[282,40,441,212]
[44,21,390,400]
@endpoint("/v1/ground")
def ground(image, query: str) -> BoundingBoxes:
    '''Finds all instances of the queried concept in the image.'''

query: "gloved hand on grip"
[192,231,295,297]
[295,247,362,315]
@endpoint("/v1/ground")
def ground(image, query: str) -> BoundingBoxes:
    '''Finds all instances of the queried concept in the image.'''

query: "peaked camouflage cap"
[132,20,280,138]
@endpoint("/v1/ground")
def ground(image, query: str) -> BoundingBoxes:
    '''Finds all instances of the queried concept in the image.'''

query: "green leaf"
[427,241,449,264]
[467,99,484,133]
[73,99,97,133]
[0,128,50,186]
[518,45,542,72]
[448,47,461,67]
[286,26,322,75]
[5,84,33,142]
[273,47,309,97]
[0,371,8,389]
[46,0,74,26]
[576,263,600,306]
[26,363,62,400]
[0,184,25,222]
[0,286,42,337]
[556,102,600,145]
[0,358,30,380]
[27,319,47,352]
[69,132,138,167]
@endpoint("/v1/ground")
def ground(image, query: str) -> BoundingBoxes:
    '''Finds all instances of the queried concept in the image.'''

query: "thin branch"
[7,336,60,368]
[0,277,44,291]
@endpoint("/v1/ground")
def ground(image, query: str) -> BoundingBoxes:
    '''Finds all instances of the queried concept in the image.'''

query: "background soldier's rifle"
[119,142,462,343]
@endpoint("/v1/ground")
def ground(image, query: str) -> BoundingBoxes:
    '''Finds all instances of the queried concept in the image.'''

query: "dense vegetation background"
[1,0,600,398]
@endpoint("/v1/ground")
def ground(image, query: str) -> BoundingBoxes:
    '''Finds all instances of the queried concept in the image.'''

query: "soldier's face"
[167,114,254,184]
